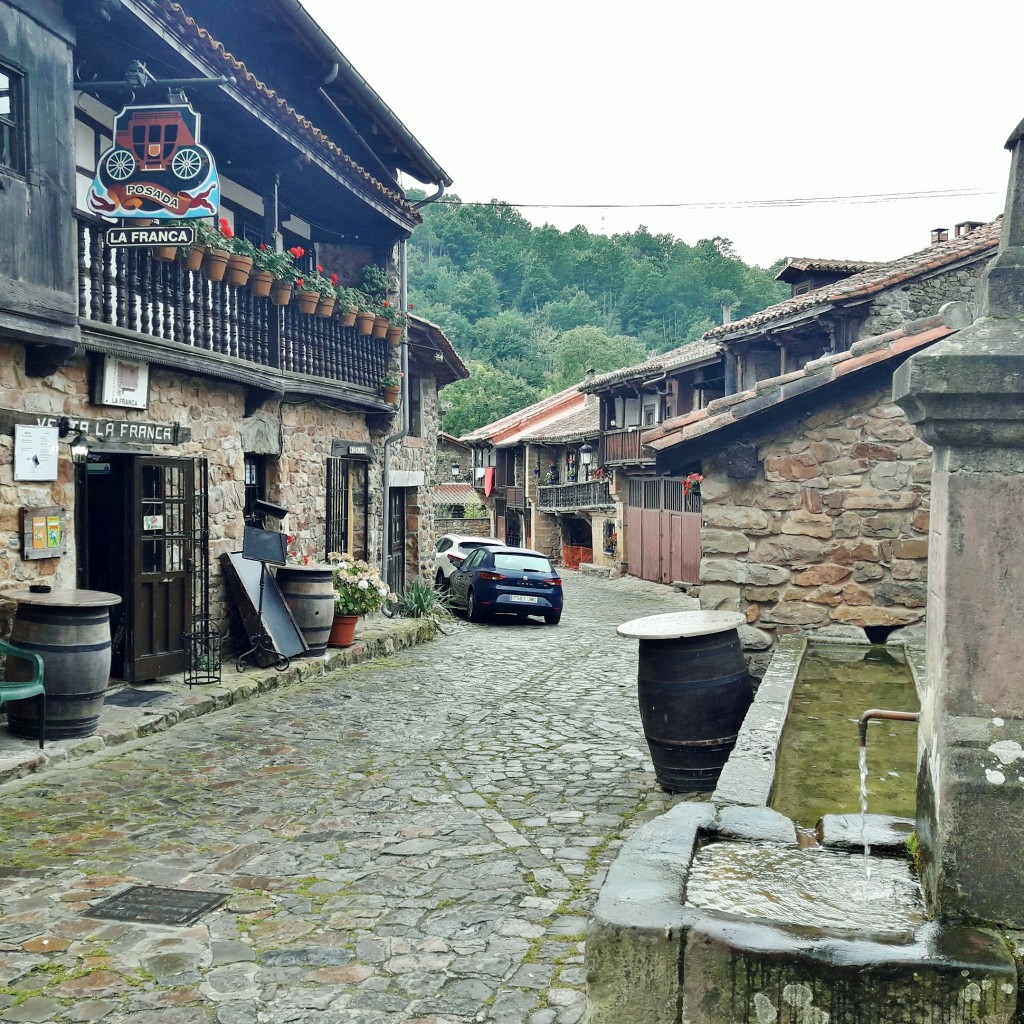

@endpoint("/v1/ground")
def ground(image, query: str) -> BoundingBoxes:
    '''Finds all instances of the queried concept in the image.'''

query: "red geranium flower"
[316,264,324,272]
[219,218,233,238]
[258,243,268,251]
[384,299,391,308]
[296,278,305,289]
[408,303,414,310]
[288,246,305,259]
[330,273,339,286]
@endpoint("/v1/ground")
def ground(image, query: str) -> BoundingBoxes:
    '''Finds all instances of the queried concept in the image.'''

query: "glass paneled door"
[129,457,193,680]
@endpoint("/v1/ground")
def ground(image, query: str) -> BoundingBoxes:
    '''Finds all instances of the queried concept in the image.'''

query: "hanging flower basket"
[315,294,336,318]
[381,385,400,404]
[355,311,376,335]
[152,244,180,263]
[339,307,358,327]
[372,315,389,339]
[294,289,320,315]
[386,324,404,346]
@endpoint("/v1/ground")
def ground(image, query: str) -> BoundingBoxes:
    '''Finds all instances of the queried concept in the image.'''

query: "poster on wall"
[14,424,59,481]
[87,103,220,220]
[98,355,150,409]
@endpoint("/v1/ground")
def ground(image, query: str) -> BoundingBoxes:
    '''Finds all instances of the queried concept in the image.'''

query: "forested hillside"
[407,194,788,435]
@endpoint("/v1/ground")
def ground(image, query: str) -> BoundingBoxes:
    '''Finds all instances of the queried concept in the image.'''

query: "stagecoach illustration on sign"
[89,103,220,219]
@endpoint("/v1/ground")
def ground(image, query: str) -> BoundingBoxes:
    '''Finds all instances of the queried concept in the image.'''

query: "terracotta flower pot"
[185,245,206,273]
[381,386,400,404]
[386,325,404,346]
[249,270,274,298]
[201,246,230,282]
[270,281,293,306]
[329,613,359,647]
[339,307,358,328]
[355,311,375,336]
[315,295,336,318]
[372,315,389,339]
[152,245,180,262]
[295,290,320,315]
[225,253,253,288]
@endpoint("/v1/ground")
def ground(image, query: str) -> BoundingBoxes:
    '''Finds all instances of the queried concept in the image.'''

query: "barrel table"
[274,564,336,656]
[2,588,122,740]
[617,610,751,793]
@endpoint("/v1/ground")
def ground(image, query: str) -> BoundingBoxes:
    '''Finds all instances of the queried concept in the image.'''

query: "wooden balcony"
[601,428,652,465]
[75,215,389,400]
[537,480,613,512]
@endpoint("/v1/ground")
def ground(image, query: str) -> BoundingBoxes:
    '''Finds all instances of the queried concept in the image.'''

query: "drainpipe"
[380,184,448,582]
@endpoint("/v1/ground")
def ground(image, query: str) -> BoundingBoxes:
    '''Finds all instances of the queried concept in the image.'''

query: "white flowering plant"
[327,553,394,615]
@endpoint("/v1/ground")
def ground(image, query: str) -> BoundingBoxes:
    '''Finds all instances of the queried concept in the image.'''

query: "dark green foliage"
[411,195,788,434]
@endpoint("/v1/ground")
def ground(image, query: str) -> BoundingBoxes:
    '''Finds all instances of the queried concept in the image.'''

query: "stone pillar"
[892,116,1024,926]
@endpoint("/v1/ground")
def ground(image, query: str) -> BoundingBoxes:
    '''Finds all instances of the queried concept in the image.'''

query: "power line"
[432,187,996,213]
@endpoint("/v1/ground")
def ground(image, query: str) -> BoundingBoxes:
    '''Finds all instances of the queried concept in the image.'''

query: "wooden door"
[386,487,406,596]
[128,457,193,681]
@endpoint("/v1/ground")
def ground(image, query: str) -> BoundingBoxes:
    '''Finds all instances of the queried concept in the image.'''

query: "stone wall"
[859,263,984,338]
[697,383,930,676]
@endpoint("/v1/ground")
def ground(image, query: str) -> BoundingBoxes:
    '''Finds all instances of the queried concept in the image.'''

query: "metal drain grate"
[83,886,228,926]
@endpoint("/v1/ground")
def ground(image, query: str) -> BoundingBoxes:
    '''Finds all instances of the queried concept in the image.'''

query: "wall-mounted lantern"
[580,443,594,467]
[451,461,461,480]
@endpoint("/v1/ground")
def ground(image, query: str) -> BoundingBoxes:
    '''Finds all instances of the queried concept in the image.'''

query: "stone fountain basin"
[586,637,1018,1023]
[586,802,1017,1024]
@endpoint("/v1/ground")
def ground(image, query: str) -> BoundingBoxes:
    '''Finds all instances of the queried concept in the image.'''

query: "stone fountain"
[585,118,1024,1024]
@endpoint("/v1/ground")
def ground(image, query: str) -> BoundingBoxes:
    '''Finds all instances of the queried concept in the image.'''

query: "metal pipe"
[858,709,920,747]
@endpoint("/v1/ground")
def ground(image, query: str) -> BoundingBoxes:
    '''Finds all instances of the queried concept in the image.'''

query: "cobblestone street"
[0,571,690,1024]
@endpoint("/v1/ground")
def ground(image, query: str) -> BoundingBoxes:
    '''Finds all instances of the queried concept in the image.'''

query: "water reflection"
[685,841,924,936]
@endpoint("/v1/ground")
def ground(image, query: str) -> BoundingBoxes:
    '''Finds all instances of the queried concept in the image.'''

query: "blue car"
[449,546,563,625]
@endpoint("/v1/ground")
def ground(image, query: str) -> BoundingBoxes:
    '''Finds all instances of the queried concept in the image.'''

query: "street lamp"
[70,432,93,464]
[580,443,595,467]
[451,461,461,480]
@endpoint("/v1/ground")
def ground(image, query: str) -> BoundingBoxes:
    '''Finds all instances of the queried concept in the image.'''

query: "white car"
[433,534,505,590]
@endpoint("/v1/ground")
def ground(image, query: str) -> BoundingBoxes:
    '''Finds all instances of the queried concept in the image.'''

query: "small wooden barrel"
[275,565,335,656]
[619,611,752,793]
[7,603,114,739]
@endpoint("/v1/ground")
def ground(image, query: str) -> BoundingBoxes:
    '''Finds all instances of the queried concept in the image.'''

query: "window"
[242,455,268,524]
[409,375,422,436]
[0,63,26,175]
[326,457,352,555]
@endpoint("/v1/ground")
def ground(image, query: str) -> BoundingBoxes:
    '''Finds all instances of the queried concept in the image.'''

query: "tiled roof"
[519,404,599,443]
[431,483,478,505]
[643,310,965,456]
[579,342,721,393]
[704,219,1000,342]
[460,385,584,444]
[156,1,419,221]
[775,257,885,280]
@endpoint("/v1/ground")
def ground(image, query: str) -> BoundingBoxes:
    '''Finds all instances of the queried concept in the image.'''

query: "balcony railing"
[537,480,613,511]
[601,428,651,465]
[76,215,388,389]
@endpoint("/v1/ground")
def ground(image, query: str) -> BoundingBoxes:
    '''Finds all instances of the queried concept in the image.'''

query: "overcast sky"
[304,1,1020,269]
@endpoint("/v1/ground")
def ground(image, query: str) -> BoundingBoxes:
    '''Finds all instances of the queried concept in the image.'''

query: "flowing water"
[685,840,925,936]
[771,645,918,829]
[860,745,872,874]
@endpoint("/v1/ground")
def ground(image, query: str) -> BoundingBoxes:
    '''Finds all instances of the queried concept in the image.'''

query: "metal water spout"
[858,708,920,747]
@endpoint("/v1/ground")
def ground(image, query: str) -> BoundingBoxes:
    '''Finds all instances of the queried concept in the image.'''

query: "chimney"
[955,220,985,238]
[721,303,733,325]
[930,227,949,245]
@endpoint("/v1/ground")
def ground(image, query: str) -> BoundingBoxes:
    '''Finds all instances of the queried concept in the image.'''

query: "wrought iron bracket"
[75,60,235,94]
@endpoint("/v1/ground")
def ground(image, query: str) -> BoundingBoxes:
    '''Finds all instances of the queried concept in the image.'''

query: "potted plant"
[315,269,339,317]
[195,218,234,282]
[380,370,402,404]
[355,297,380,336]
[385,305,408,346]
[360,264,392,337]
[150,218,185,262]
[683,472,703,497]
[255,245,305,306]
[326,553,394,646]
[248,243,279,298]
[335,286,362,327]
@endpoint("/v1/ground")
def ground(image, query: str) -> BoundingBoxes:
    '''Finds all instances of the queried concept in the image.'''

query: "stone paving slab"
[0,571,698,1023]
[0,615,437,788]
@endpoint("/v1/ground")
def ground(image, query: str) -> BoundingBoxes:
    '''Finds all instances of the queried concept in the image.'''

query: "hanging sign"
[88,103,220,220]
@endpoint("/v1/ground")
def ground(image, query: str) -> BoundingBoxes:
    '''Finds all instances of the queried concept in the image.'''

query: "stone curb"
[0,616,438,788]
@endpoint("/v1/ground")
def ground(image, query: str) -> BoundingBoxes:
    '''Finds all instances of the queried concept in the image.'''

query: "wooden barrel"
[7,604,113,739]
[276,566,335,656]
[633,619,752,793]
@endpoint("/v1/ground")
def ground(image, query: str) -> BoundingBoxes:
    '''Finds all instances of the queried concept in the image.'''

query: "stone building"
[639,220,1001,672]
[0,0,463,681]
